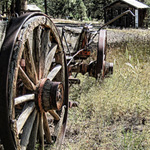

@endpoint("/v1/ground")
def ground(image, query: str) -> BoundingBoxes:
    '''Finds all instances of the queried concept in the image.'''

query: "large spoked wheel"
[0,13,68,150]
[96,30,107,78]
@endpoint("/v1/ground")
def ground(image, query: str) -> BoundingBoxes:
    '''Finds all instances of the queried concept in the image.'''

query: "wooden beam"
[14,94,35,105]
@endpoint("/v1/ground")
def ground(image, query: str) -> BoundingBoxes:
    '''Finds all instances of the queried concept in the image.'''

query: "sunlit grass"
[62,29,150,150]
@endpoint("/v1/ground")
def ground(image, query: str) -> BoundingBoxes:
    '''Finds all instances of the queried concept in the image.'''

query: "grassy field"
[62,29,150,150]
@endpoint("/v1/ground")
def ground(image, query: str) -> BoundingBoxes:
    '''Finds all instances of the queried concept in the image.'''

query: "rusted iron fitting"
[77,50,90,58]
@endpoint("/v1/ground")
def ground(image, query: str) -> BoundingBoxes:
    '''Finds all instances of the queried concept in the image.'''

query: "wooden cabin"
[104,0,149,28]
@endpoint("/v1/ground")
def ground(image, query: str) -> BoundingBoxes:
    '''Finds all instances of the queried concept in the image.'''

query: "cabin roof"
[26,5,41,12]
[105,0,149,9]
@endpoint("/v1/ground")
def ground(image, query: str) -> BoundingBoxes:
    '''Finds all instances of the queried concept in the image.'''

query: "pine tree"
[73,0,87,20]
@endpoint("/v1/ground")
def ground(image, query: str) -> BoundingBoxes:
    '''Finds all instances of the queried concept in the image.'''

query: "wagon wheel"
[0,13,68,150]
[96,30,107,78]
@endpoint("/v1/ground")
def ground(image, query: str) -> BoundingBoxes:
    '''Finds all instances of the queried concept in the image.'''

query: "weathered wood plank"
[63,26,82,34]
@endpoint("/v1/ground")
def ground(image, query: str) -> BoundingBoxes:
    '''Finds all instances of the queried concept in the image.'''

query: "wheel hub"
[38,78,64,112]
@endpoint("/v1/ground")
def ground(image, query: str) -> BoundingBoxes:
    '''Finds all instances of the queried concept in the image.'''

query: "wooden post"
[135,9,139,28]
[104,8,106,23]
[15,0,27,15]
[5,1,8,14]
[44,0,47,14]
[11,0,15,15]
[2,3,4,15]
[15,0,21,15]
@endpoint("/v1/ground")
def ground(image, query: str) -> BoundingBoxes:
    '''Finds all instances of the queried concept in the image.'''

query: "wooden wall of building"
[104,1,147,28]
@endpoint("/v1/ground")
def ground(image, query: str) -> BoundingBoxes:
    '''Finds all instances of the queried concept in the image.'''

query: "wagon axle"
[38,78,64,112]
[69,60,113,77]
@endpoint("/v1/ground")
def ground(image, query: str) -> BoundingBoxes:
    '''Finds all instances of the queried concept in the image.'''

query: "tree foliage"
[1,0,150,20]
[27,0,114,20]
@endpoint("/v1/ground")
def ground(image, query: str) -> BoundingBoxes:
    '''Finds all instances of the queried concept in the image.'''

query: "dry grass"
[62,29,150,150]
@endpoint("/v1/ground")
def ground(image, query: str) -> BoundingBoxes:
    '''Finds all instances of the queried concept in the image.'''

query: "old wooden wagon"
[0,0,134,150]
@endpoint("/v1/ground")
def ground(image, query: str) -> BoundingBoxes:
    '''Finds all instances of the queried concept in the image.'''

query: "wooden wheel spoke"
[24,39,38,84]
[14,94,35,105]
[49,110,60,121]
[20,109,37,150]
[17,102,35,134]
[47,64,62,81]
[38,112,44,150]
[39,29,51,78]
[18,66,36,91]
[43,44,58,77]
[43,113,52,144]
[27,113,39,150]
[32,26,42,79]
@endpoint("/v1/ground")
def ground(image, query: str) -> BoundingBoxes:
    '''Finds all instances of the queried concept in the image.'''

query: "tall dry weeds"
[62,29,150,150]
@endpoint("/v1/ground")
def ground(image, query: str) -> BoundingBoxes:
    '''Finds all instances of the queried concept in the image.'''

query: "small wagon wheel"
[0,13,68,150]
[96,30,107,78]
